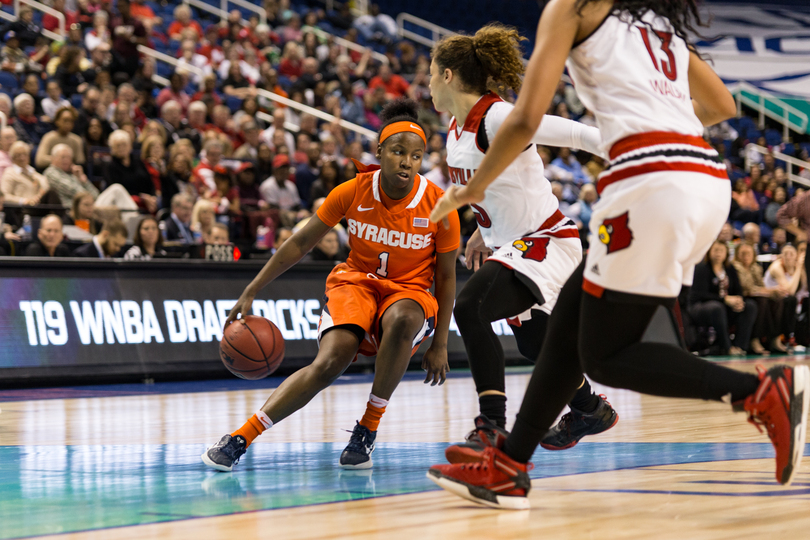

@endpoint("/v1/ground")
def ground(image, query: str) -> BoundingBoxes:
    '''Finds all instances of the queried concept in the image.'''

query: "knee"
[453,289,480,327]
[309,353,351,386]
[744,298,758,316]
[383,307,424,344]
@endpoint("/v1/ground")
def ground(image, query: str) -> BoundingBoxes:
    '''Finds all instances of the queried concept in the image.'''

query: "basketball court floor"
[1,358,809,539]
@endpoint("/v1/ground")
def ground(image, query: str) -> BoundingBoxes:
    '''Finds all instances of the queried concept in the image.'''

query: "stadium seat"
[764,129,782,146]
[0,72,18,92]
[225,95,243,114]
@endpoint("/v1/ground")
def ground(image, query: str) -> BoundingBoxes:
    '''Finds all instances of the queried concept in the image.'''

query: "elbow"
[718,94,737,122]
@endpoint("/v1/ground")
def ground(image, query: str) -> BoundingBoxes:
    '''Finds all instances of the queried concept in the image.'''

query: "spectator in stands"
[204,222,229,245]
[278,41,304,81]
[73,219,128,258]
[64,192,97,233]
[0,127,17,181]
[157,72,191,113]
[551,147,591,186]
[260,154,300,223]
[568,183,597,237]
[777,187,810,244]
[741,222,761,253]
[23,214,71,257]
[1,8,41,48]
[44,144,99,206]
[261,108,295,154]
[162,150,194,209]
[369,63,409,99]
[550,180,571,216]
[233,121,262,161]
[235,163,263,210]
[74,87,109,138]
[1,32,40,73]
[130,0,160,27]
[41,81,71,123]
[109,0,147,78]
[124,216,165,260]
[304,228,345,262]
[141,135,167,198]
[36,107,86,169]
[221,63,256,100]
[689,240,757,356]
[308,160,339,206]
[85,11,110,52]
[733,242,775,355]
[294,140,321,202]
[19,75,43,117]
[53,46,90,98]
[164,193,195,243]
[762,243,804,352]
[354,4,398,43]
[191,198,215,241]
[159,101,200,151]
[731,178,761,224]
[210,166,240,215]
[1,141,59,205]
[12,94,50,145]
[209,104,242,148]
[192,139,224,194]
[765,186,787,228]
[168,4,203,41]
[105,130,156,213]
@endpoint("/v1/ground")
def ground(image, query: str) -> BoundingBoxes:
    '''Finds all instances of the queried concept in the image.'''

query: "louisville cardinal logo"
[598,212,633,254]
[512,237,550,262]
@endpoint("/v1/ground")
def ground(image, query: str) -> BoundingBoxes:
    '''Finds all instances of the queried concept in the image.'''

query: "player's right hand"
[464,229,492,272]
[225,291,256,326]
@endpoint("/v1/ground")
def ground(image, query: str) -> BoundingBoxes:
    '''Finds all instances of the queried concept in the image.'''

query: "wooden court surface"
[1,359,809,539]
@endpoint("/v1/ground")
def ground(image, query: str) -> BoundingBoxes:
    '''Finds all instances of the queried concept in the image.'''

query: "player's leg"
[203,327,361,472]
[452,261,536,428]
[340,298,428,469]
[428,261,587,508]
[511,311,618,450]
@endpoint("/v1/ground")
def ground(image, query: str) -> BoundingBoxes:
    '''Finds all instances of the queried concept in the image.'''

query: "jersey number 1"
[638,27,677,82]
[376,252,389,277]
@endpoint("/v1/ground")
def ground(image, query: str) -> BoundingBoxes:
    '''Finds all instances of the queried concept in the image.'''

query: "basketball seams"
[242,321,270,365]
[222,332,264,363]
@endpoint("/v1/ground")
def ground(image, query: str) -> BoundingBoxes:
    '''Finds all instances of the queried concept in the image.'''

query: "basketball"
[220,316,285,380]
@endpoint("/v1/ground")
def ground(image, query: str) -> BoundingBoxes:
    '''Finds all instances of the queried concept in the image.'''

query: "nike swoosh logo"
[357,205,374,212]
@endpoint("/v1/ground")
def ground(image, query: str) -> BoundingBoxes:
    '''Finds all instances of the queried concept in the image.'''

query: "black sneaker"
[540,394,618,450]
[201,434,247,472]
[445,415,509,464]
[339,422,377,469]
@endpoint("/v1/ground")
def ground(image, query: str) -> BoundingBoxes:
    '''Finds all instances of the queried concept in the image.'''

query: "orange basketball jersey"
[316,170,460,290]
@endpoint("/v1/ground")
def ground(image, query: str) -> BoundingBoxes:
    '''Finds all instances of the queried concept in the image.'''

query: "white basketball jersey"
[566,10,703,153]
[446,93,560,249]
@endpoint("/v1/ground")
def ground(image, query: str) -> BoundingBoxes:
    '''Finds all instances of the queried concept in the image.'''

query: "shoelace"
[345,426,369,453]
[217,437,246,462]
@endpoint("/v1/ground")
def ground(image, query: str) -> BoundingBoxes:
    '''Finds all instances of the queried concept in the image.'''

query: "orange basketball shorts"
[317,263,438,357]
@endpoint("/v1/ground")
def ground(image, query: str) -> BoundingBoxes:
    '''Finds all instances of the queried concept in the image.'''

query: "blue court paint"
[0,441,807,540]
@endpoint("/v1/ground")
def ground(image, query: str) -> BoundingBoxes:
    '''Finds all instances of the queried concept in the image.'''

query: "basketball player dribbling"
[428,0,809,509]
[427,23,617,461]
[202,99,460,472]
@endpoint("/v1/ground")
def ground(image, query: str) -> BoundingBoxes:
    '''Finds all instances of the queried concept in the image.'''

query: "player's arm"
[226,216,333,324]
[430,0,581,223]
[422,249,457,386]
[688,51,736,127]
[532,115,603,156]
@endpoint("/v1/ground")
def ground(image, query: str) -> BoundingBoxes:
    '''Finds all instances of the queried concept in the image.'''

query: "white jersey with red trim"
[445,92,559,249]
[566,10,703,154]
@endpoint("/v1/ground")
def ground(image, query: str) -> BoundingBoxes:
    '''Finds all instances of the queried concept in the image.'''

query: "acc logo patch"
[512,237,550,262]
[598,212,633,254]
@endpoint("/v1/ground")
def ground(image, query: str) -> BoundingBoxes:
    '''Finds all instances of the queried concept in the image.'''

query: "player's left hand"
[422,343,449,386]
[430,185,482,226]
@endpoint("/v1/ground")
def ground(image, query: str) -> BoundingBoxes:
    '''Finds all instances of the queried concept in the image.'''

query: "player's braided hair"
[377,98,426,144]
[432,23,527,96]
[575,0,705,54]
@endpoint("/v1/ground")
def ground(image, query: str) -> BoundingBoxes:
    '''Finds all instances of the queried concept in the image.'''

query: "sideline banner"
[0,260,520,381]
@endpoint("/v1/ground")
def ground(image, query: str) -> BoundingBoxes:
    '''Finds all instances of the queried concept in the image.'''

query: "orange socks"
[231,411,273,448]
[358,394,389,432]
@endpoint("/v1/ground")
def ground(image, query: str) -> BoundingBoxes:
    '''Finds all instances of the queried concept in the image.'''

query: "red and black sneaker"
[445,415,509,464]
[737,364,810,485]
[428,446,533,510]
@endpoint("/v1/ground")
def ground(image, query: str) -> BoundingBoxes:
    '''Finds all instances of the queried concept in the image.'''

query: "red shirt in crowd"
[368,74,410,98]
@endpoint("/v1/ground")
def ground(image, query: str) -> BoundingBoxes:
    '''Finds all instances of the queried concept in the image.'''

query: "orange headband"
[379,121,427,147]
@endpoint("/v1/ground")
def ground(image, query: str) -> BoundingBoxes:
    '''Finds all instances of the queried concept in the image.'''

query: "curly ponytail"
[432,23,527,96]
